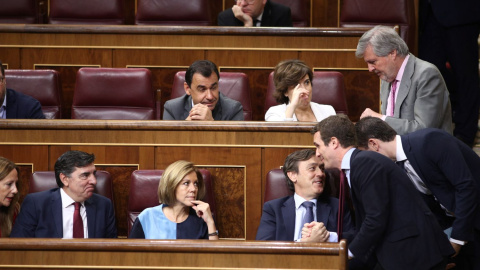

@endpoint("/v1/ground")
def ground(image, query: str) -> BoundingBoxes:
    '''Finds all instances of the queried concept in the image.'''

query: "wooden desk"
[1,120,317,239]
[0,238,348,270]
[0,25,380,120]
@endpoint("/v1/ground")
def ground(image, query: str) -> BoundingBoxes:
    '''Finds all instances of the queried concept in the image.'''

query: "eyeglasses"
[235,0,256,4]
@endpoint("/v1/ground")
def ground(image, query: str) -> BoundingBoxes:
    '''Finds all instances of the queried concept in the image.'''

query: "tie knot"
[302,201,314,209]
[74,202,81,210]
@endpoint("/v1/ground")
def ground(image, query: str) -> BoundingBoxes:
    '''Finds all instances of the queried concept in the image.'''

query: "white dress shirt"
[60,188,88,238]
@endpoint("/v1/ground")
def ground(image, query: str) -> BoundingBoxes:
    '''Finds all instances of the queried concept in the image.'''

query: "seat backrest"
[29,170,115,206]
[127,169,216,236]
[171,71,253,120]
[5,69,63,119]
[272,0,309,27]
[264,71,348,116]
[72,68,155,120]
[0,0,39,23]
[339,0,416,52]
[48,0,125,25]
[135,0,211,26]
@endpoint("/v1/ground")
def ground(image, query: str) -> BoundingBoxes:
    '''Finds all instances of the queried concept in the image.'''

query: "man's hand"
[360,108,383,119]
[186,104,214,121]
[300,222,330,243]
[450,242,462,257]
[232,4,253,27]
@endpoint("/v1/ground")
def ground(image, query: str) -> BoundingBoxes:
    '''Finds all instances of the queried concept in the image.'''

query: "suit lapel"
[51,189,63,238]
[281,196,296,240]
[5,89,17,118]
[86,197,96,238]
[401,135,427,182]
[182,95,193,120]
[316,200,332,228]
[394,54,415,117]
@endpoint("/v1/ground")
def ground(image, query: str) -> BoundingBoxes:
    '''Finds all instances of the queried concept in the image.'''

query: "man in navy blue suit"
[11,150,117,238]
[0,61,45,119]
[313,115,453,270]
[355,116,480,269]
[256,149,352,242]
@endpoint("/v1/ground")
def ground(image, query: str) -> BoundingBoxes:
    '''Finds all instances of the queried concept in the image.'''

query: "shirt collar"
[60,188,84,208]
[395,135,407,162]
[396,54,410,83]
[293,193,317,210]
[341,148,355,170]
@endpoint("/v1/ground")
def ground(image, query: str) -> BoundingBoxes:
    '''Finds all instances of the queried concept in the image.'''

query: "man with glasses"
[0,61,45,119]
[218,0,292,27]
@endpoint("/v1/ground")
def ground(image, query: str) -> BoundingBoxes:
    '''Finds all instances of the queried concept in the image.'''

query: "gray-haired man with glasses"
[218,0,292,27]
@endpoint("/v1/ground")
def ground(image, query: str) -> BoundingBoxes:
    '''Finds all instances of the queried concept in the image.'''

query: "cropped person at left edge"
[163,60,244,121]
[0,156,20,238]
[129,160,218,240]
[11,151,117,238]
[0,61,45,119]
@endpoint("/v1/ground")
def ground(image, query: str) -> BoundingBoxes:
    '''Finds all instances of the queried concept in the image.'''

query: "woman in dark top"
[0,156,20,238]
[129,160,218,240]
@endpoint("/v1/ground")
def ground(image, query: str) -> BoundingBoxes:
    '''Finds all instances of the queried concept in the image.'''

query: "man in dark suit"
[256,149,352,241]
[11,150,117,238]
[218,0,292,27]
[163,60,244,121]
[355,116,480,269]
[312,115,454,270]
[419,0,480,146]
[0,62,45,119]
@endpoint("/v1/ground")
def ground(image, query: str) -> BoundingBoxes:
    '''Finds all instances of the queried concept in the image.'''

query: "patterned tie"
[302,201,314,225]
[389,80,398,116]
[73,202,84,238]
[337,170,347,240]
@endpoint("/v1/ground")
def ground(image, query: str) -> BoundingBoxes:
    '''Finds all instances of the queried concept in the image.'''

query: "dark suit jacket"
[10,188,117,238]
[429,0,480,26]
[255,195,353,241]
[163,92,244,120]
[218,0,292,27]
[401,128,480,241]
[348,149,453,270]
[5,88,45,119]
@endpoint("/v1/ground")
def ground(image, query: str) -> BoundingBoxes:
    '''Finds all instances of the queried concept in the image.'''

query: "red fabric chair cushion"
[48,0,124,25]
[135,0,211,26]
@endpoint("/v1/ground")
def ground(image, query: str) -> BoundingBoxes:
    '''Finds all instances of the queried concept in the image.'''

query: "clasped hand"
[300,221,330,242]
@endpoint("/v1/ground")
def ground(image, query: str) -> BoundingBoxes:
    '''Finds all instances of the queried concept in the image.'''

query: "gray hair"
[355,25,409,58]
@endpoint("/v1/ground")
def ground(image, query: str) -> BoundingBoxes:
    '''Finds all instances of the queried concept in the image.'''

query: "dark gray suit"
[217,0,292,27]
[381,54,452,135]
[163,92,244,120]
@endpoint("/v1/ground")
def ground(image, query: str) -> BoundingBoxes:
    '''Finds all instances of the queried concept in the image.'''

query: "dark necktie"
[302,201,314,225]
[253,19,260,27]
[73,202,84,238]
[337,170,348,240]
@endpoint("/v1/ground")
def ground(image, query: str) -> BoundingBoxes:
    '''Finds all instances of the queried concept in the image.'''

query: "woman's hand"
[191,200,214,223]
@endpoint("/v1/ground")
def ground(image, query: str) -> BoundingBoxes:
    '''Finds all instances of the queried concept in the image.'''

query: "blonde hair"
[0,156,20,237]
[158,160,205,206]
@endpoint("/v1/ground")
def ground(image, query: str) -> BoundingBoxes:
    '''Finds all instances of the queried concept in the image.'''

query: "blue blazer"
[348,149,453,269]
[255,195,352,241]
[401,128,480,241]
[5,88,45,119]
[11,188,117,238]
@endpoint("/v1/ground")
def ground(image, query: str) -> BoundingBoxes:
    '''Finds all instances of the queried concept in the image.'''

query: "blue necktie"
[302,201,314,225]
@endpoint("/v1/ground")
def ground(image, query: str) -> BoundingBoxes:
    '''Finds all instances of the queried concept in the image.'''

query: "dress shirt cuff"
[328,232,338,242]
[348,249,354,258]
[381,115,387,121]
[450,238,466,246]
[284,117,294,121]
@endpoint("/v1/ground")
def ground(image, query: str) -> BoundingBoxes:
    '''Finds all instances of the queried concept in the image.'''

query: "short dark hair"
[282,149,316,192]
[54,151,95,188]
[273,59,313,104]
[311,115,356,148]
[0,60,4,78]
[355,116,397,149]
[185,60,220,88]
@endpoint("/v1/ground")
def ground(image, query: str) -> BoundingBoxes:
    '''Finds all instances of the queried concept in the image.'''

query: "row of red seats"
[5,68,348,120]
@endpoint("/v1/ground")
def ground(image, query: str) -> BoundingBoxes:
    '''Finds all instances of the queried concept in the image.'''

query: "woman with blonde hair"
[129,160,218,239]
[0,156,20,237]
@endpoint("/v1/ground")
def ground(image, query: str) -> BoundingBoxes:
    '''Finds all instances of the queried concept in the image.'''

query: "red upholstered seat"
[135,0,211,26]
[29,171,115,207]
[171,71,253,120]
[72,68,156,120]
[126,169,216,236]
[5,69,63,119]
[0,0,40,23]
[264,71,348,116]
[340,0,416,52]
[272,0,309,27]
[48,0,125,25]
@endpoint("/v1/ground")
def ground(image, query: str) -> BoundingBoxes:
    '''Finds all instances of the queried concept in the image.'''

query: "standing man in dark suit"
[0,61,45,119]
[419,0,480,147]
[163,60,244,121]
[256,149,352,242]
[11,150,117,238]
[355,116,480,269]
[218,0,292,27]
[312,115,454,270]
[357,26,452,135]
